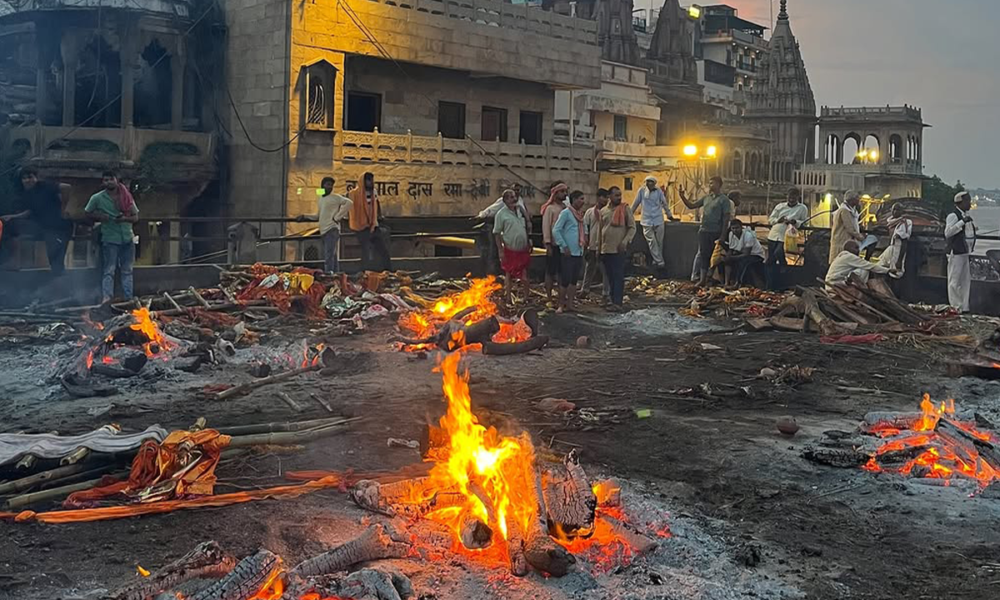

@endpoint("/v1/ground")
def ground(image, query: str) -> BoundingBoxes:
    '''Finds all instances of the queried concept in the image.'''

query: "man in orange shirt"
[348,172,391,271]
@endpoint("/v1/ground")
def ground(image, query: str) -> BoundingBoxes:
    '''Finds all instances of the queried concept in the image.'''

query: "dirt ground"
[3,301,1000,600]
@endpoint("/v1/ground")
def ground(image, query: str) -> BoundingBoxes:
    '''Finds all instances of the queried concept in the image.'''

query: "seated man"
[826,240,896,287]
[720,218,765,288]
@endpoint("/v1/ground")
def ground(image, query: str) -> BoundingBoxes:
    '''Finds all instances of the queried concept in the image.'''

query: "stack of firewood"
[747,276,929,336]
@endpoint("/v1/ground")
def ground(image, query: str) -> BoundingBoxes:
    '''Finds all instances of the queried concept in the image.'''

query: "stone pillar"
[120,20,136,128]
[171,36,185,130]
[60,32,79,126]
[35,28,51,125]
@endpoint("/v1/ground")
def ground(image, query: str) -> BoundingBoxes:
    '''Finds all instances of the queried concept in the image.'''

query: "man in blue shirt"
[552,190,586,313]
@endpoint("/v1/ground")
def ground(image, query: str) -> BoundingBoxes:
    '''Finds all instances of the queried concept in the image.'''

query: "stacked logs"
[397,308,549,355]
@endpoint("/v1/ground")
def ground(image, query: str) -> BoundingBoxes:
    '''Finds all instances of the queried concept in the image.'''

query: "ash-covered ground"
[3,305,1000,599]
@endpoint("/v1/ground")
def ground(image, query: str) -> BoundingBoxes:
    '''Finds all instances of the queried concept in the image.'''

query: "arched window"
[842,133,861,165]
[889,135,903,163]
[300,58,338,130]
[825,134,840,164]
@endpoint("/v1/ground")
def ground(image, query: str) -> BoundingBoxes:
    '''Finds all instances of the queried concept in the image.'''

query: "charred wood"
[482,335,550,355]
[188,549,282,600]
[542,450,596,535]
[291,524,411,578]
[107,541,236,600]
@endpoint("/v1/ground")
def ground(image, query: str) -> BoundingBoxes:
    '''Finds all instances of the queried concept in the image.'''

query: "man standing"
[477,183,528,275]
[348,172,392,271]
[0,168,71,273]
[945,191,976,312]
[679,176,731,287]
[826,240,894,287]
[317,177,351,273]
[552,190,586,313]
[598,186,636,310]
[540,183,569,301]
[493,189,531,302]
[631,176,676,270]
[580,188,609,301]
[764,187,809,290]
[830,190,864,265]
[85,170,138,303]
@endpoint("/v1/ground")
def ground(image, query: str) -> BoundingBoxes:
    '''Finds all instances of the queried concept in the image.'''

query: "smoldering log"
[350,477,437,515]
[938,418,1000,471]
[108,541,236,600]
[482,335,550,356]
[291,524,411,578]
[459,514,493,550]
[188,549,282,600]
[442,316,500,351]
[542,450,596,535]
[601,515,658,555]
[860,411,976,433]
[521,469,575,577]
[351,479,466,519]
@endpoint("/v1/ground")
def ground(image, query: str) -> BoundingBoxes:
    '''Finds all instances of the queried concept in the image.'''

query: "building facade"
[224,0,601,245]
[695,4,767,119]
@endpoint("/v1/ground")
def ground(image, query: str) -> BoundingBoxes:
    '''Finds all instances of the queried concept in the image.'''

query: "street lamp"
[683,144,699,157]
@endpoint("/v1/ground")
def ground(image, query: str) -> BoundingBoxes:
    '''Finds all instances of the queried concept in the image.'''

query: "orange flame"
[492,318,532,344]
[130,308,173,358]
[417,352,540,561]
[85,351,94,370]
[398,277,503,343]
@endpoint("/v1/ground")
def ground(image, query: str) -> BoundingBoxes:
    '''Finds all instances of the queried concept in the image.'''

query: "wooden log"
[542,450,596,535]
[163,292,183,311]
[349,477,463,518]
[108,541,236,600]
[291,524,411,577]
[336,568,414,600]
[214,364,320,401]
[481,335,549,355]
[459,514,493,550]
[153,300,267,318]
[310,393,335,413]
[277,392,303,413]
[802,290,845,337]
[938,419,1000,471]
[225,421,356,448]
[5,472,126,509]
[521,468,575,577]
[770,316,805,332]
[216,416,358,437]
[189,549,282,600]
[860,411,976,433]
[0,463,90,495]
[601,515,658,555]
[443,316,500,351]
[189,286,213,309]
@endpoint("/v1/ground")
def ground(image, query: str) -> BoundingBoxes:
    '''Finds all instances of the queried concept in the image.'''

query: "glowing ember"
[862,394,1000,487]
[420,351,540,555]
[85,351,94,370]
[398,277,502,343]
[492,318,532,344]
[130,308,174,358]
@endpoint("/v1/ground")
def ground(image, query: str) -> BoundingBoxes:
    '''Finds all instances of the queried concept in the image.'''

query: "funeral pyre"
[805,394,1000,490]
[395,276,543,354]
[94,353,663,600]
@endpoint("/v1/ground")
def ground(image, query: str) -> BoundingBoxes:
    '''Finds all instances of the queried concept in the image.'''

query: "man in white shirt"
[477,183,529,275]
[721,218,765,288]
[826,240,895,287]
[945,191,976,312]
[764,187,809,291]
[631,176,677,269]
[580,188,610,300]
[478,183,528,219]
[304,177,352,273]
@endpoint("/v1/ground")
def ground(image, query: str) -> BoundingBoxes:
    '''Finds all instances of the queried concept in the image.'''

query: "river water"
[969,206,1000,256]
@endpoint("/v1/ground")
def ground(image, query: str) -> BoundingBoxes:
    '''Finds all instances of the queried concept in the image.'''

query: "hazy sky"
[636,0,1000,188]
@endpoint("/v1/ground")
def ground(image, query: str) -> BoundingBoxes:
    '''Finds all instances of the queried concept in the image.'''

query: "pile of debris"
[745,277,930,338]
[804,395,1000,493]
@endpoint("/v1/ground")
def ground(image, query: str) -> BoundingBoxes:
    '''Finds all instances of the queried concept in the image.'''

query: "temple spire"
[779,0,788,20]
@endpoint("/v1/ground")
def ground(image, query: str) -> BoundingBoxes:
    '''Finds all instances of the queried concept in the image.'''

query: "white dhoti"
[947,253,971,312]
[643,224,665,267]
[878,242,904,279]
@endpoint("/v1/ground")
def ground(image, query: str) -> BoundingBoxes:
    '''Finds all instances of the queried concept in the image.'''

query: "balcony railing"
[338,129,594,172]
[13,125,216,168]
[820,105,923,121]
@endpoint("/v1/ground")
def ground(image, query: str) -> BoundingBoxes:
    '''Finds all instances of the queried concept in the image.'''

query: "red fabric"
[116,183,137,215]
[567,205,586,250]
[539,183,569,215]
[501,247,531,280]
[610,202,628,227]
[820,333,885,345]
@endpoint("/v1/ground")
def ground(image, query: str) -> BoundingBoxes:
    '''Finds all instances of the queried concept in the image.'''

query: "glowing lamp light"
[683,144,698,157]
[706,145,718,158]
[824,193,833,203]
[688,5,701,19]
[868,149,879,161]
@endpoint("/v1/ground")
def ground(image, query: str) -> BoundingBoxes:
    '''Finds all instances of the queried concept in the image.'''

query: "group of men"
[0,168,138,303]
[313,172,392,274]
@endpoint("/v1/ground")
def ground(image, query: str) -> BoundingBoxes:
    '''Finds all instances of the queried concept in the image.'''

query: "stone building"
[695,4,767,120]
[744,0,816,184]
[223,0,601,247]
[0,0,219,265]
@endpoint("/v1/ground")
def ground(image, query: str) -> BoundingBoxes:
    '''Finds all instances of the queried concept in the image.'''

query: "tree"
[922,175,965,218]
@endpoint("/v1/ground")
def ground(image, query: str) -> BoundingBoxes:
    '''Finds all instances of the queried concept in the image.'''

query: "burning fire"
[862,394,1000,487]
[419,352,540,559]
[492,318,532,344]
[130,308,173,358]
[398,277,502,340]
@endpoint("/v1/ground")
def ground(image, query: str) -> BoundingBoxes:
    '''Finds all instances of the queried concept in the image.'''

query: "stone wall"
[223,0,290,234]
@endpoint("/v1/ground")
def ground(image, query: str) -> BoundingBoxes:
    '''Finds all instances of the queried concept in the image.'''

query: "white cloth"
[643,223,665,266]
[729,229,765,259]
[878,218,912,279]
[944,209,976,254]
[0,425,168,467]
[767,202,810,242]
[825,251,890,287]
[478,195,527,219]
[948,254,971,312]
[583,205,603,251]
[631,187,673,226]
[317,193,352,234]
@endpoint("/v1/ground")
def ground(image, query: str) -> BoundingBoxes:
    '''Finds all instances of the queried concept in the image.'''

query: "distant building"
[695,4,768,119]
